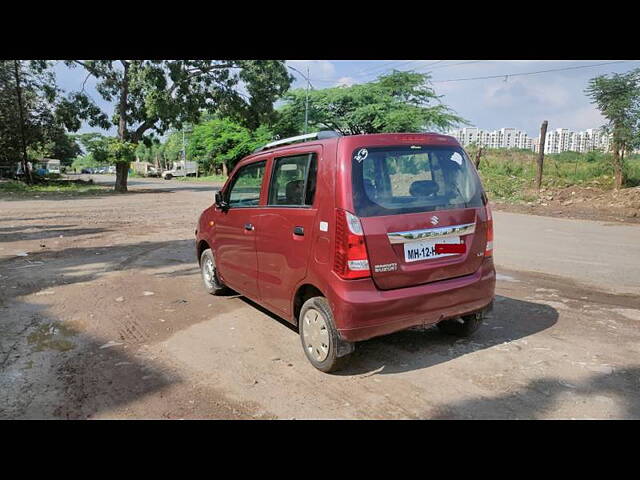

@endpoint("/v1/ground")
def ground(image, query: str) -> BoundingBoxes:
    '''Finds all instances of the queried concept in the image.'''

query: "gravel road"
[1,176,638,419]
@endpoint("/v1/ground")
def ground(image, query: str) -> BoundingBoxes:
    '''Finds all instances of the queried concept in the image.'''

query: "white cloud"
[548,105,606,132]
[286,60,337,86]
[335,76,355,87]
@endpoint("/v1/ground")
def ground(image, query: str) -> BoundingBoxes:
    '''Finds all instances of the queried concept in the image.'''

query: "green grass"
[476,149,640,203]
[0,180,109,197]
[175,174,228,183]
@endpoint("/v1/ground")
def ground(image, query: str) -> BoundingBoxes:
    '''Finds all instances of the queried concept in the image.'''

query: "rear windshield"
[351,145,484,217]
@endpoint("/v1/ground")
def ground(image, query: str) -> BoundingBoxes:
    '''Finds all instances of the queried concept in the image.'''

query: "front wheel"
[200,248,226,295]
[437,312,483,337]
[164,173,172,180]
[299,297,352,373]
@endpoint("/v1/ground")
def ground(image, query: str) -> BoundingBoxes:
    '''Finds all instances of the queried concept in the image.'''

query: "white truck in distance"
[162,161,197,179]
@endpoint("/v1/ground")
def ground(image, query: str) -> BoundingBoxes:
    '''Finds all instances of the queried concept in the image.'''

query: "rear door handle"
[293,226,304,236]
[244,223,255,231]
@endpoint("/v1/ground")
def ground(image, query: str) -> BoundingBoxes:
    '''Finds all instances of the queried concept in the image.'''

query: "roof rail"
[253,130,342,153]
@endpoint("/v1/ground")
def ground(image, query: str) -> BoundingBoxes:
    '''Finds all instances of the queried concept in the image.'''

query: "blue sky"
[55,60,640,138]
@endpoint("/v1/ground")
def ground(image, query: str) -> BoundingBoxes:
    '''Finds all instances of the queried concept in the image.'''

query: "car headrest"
[285,179,305,204]
[409,180,439,197]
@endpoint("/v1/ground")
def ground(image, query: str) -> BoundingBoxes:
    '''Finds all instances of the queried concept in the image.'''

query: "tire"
[165,173,172,180]
[299,297,352,373]
[200,248,226,295]
[437,312,483,337]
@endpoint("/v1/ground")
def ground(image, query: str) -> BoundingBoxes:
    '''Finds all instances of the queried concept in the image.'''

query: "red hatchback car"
[195,131,495,372]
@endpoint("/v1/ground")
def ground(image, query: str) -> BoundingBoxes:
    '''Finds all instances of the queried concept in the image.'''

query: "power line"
[307,60,480,84]
[304,60,635,88]
[431,61,632,83]
[350,60,415,76]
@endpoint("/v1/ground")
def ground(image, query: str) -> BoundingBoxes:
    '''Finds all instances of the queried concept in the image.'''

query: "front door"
[256,151,320,317]
[213,160,267,299]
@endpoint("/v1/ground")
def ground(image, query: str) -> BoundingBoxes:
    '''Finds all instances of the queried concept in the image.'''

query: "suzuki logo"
[430,216,439,225]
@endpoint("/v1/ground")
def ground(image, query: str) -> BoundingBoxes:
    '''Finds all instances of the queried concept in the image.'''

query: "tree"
[187,118,272,175]
[75,132,111,164]
[65,60,291,192]
[1,61,81,181]
[586,68,640,189]
[275,70,466,137]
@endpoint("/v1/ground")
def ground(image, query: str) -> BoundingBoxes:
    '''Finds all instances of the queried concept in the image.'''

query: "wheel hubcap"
[203,256,217,288]
[302,308,329,362]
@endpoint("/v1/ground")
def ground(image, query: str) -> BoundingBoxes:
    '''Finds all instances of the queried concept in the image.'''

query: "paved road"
[494,211,640,295]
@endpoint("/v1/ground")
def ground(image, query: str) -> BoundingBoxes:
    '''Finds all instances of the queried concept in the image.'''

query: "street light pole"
[287,65,314,135]
[304,66,310,134]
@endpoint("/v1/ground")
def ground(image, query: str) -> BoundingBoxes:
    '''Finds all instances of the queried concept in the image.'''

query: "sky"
[55,60,640,138]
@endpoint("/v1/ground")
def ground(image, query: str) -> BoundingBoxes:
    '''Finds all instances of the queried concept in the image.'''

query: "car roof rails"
[253,130,342,153]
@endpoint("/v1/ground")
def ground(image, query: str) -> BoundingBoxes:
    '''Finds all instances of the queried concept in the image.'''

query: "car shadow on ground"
[334,295,558,376]
[235,292,559,377]
[429,366,640,419]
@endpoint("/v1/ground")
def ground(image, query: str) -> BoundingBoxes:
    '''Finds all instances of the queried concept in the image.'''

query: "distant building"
[532,128,611,154]
[448,127,533,150]
[449,126,618,154]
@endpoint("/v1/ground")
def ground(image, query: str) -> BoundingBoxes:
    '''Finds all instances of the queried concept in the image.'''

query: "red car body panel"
[196,133,495,343]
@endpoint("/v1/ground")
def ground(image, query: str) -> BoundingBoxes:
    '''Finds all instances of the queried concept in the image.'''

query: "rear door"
[256,149,320,316]
[350,144,489,290]
[213,160,267,298]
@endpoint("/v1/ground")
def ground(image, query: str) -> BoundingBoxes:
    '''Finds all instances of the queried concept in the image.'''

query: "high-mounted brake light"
[333,209,371,279]
[485,203,494,257]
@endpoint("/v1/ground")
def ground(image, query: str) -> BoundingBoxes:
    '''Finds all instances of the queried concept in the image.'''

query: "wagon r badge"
[430,216,439,225]
[374,263,398,273]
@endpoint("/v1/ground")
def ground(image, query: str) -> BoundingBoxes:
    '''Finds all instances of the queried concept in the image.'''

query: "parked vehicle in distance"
[108,166,116,174]
[81,167,93,174]
[162,160,197,179]
[146,166,160,177]
[195,132,495,372]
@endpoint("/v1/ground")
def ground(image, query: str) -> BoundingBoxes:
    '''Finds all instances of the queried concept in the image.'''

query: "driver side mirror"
[215,191,229,211]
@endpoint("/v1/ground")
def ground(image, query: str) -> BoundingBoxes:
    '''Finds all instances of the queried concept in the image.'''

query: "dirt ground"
[493,185,640,224]
[1,177,639,419]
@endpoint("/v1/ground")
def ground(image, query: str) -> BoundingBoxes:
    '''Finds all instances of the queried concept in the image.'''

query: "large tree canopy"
[65,60,292,191]
[275,70,466,137]
[586,68,640,188]
[187,117,272,175]
[0,60,86,177]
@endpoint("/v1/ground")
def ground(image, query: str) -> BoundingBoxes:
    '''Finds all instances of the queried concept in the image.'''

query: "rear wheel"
[200,248,226,295]
[437,312,483,337]
[299,297,352,373]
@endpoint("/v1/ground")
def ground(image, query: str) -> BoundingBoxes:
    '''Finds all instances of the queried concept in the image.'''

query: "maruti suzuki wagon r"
[195,131,495,372]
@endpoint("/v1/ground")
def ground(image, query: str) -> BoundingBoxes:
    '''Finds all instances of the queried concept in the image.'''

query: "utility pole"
[287,65,314,135]
[536,120,548,190]
[304,66,310,134]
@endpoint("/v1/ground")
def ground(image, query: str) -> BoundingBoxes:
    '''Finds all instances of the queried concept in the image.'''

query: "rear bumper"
[329,257,496,342]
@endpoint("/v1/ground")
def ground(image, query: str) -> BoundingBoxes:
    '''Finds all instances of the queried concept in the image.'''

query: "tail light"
[485,203,494,257]
[333,209,370,279]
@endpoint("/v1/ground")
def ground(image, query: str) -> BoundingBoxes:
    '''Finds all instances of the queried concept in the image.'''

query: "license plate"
[403,237,462,263]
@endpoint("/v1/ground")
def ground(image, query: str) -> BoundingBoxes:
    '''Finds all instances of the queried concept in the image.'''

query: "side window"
[267,153,317,207]
[227,161,266,207]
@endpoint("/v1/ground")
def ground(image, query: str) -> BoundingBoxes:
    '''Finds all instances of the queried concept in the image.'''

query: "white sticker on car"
[354,148,368,163]
[319,221,329,232]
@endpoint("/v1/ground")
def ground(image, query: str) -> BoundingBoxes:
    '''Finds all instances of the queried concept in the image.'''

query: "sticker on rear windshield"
[354,148,368,163]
